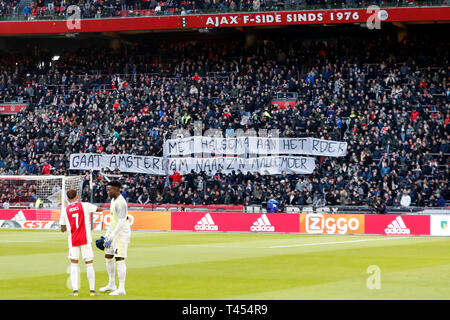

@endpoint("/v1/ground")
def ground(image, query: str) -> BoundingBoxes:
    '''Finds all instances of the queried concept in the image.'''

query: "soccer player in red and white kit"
[60,189,103,296]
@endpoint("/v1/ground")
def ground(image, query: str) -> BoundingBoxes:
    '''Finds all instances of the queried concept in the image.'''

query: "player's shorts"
[68,243,94,261]
[105,238,129,258]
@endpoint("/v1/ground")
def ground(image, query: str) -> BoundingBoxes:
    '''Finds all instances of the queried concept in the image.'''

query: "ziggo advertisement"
[0,209,437,235]
[90,211,171,231]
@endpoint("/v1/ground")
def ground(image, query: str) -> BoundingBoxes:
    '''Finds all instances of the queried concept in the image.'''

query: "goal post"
[0,175,85,210]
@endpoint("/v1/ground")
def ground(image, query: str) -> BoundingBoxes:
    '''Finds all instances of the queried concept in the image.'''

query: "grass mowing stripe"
[2,230,450,299]
[0,233,439,280]
[267,237,411,248]
[93,242,450,299]
[182,237,411,248]
[229,261,450,300]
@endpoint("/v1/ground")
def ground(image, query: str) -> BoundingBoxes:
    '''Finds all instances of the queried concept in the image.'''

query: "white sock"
[116,260,126,291]
[86,263,95,291]
[70,263,79,291]
[106,258,116,286]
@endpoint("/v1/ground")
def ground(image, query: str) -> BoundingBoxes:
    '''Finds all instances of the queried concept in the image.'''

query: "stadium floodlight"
[0,175,85,210]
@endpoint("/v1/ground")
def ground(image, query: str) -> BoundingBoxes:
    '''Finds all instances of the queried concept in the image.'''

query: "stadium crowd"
[0,0,339,20]
[0,33,448,209]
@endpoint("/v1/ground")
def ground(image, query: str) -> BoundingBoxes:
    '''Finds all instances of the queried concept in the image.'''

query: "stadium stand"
[0,30,448,210]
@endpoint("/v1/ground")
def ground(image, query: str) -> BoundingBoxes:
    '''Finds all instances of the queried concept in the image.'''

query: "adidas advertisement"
[0,209,43,221]
[194,213,219,231]
[384,216,410,235]
[171,212,299,233]
[430,215,450,236]
[250,214,275,232]
[365,215,430,236]
[0,209,58,221]
[171,212,222,232]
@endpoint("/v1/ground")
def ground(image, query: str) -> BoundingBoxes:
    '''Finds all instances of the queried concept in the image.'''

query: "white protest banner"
[246,137,347,157]
[164,136,347,157]
[164,136,250,156]
[70,153,167,174]
[166,156,316,175]
[69,154,316,175]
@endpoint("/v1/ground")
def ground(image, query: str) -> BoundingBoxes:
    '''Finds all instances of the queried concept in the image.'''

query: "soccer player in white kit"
[100,180,131,296]
[60,189,103,296]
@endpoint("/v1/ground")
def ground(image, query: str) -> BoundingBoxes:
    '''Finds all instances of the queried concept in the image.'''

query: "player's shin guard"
[116,260,126,291]
[86,263,95,291]
[106,258,116,286]
[70,263,79,292]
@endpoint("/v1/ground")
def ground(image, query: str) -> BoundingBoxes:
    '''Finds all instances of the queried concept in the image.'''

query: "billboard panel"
[365,215,430,235]
[430,215,450,236]
[91,211,171,231]
[299,214,365,235]
[171,212,300,233]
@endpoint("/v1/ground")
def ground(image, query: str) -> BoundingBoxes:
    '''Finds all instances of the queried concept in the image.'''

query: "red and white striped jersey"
[60,202,98,247]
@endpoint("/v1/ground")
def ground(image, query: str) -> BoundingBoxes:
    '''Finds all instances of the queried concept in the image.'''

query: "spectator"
[137,191,151,204]
[267,198,279,213]
[169,170,182,188]
[47,0,55,15]
[375,197,387,214]
[253,0,260,10]
[436,192,446,207]
[23,4,31,19]
[154,2,161,14]
[400,189,412,208]
[41,161,51,175]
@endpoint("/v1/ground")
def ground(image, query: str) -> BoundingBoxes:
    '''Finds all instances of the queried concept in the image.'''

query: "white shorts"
[105,238,129,258]
[68,243,94,261]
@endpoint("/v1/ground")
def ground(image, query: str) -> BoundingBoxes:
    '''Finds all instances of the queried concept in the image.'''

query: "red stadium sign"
[0,209,59,221]
[0,7,449,34]
[364,214,430,236]
[272,100,297,109]
[0,104,27,114]
[171,211,300,233]
[0,209,38,221]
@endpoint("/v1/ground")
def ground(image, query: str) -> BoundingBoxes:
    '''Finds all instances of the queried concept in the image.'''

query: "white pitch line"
[267,237,411,249]
[0,240,44,243]
[185,236,411,249]
[183,244,269,249]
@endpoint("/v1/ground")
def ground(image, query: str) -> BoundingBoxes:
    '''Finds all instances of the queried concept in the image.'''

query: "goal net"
[0,175,85,210]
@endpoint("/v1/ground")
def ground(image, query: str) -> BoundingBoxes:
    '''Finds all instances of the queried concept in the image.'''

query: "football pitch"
[2,229,450,300]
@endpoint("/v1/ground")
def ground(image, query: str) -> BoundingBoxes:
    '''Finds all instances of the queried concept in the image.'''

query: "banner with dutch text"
[69,153,316,175]
[164,136,347,157]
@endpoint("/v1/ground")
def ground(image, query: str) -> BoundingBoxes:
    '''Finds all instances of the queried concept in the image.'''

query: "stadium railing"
[100,203,246,212]
[282,205,450,214]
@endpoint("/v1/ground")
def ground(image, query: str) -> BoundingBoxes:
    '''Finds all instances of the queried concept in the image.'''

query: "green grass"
[1,229,450,299]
